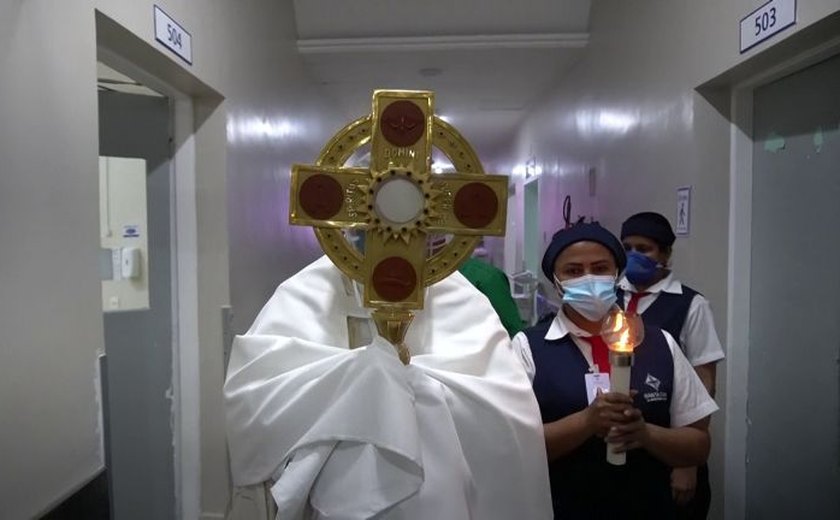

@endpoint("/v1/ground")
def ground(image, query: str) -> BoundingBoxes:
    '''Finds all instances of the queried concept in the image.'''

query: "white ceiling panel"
[292,0,591,161]
[294,0,590,38]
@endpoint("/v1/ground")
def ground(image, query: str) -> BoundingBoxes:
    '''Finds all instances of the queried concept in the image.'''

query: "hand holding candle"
[601,309,645,465]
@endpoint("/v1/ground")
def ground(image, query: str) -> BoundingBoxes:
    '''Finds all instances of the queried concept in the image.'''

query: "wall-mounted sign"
[740,0,796,53]
[123,224,141,238]
[676,186,691,236]
[154,6,193,65]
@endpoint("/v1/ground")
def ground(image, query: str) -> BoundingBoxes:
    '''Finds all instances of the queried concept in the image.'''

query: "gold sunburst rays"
[353,166,444,244]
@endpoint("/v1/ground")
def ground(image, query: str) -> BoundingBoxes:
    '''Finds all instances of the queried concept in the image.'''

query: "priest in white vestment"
[224,255,552,519]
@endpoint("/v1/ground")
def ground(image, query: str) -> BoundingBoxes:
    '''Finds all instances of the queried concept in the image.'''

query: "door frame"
[96,15,222,518]
[725,34,840,520]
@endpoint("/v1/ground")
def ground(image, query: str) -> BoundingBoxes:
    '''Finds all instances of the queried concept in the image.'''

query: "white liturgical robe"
[224,256,552,519]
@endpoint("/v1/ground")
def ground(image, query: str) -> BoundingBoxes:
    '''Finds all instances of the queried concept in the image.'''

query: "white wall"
[0,1,340,518]
[0,3,103,519]
[509,1,840,518]
[99,156,150,312]
[224,2,347,336]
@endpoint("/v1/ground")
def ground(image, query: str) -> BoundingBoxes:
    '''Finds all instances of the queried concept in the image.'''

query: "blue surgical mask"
[624,251,662,286]
[554,274,617,321]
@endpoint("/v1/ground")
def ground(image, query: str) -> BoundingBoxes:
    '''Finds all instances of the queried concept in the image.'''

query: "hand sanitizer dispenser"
[120,247,141,279]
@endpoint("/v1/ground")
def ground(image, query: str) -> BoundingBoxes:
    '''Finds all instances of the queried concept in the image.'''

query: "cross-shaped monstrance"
[290,90,507,363]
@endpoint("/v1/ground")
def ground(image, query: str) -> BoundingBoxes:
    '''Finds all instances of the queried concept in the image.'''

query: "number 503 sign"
[740,0,796,53]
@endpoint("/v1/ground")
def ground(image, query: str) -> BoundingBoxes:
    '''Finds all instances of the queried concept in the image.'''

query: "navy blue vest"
[618,284,699,347]
[525,314,675,519]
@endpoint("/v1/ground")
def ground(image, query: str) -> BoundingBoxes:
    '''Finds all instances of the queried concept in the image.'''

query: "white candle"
[601,309,644,466]
[607,359,632,466]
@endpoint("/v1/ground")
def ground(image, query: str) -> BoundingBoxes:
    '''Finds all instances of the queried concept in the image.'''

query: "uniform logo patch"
[643,373,668,403]
[645,373,661,392]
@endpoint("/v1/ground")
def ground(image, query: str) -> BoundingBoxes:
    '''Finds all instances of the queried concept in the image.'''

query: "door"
[98,85,175,519]
[524,179,540,277]
[747,54,840,517]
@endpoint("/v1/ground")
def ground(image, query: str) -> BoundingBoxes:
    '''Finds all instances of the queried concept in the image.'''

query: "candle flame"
[605,310,639,353]
[615,328,632,353]
[612,312,625,332]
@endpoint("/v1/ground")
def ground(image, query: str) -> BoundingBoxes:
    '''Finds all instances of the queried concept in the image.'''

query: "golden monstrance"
[289,90,508,364]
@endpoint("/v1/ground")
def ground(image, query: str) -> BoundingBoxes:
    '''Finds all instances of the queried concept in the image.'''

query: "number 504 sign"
[740,0,796,53]
[154,6,193,65]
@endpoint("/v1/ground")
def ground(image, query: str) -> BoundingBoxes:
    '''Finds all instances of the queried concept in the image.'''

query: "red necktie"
[626,291,650,314]
[581,335,611,375]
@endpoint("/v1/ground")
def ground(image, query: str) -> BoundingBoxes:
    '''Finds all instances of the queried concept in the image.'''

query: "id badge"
[584,372,611,405]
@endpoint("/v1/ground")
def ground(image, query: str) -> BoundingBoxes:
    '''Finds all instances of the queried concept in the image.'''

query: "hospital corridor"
[1,1,839,519]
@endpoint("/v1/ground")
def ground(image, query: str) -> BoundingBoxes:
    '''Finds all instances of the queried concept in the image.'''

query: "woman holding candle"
[618,211,725,518]
[512,223,717,518]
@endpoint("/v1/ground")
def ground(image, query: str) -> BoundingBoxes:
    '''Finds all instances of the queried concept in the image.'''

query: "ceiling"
[293,0,591,161]
[97,62,164,97]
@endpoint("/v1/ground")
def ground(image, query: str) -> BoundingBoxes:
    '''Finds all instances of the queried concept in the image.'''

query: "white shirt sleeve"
[679,294,726,367]
[511,332,536,384]
[665,331,719,428]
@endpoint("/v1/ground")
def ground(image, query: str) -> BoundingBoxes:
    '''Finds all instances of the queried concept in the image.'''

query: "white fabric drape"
[225,256,551,519]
